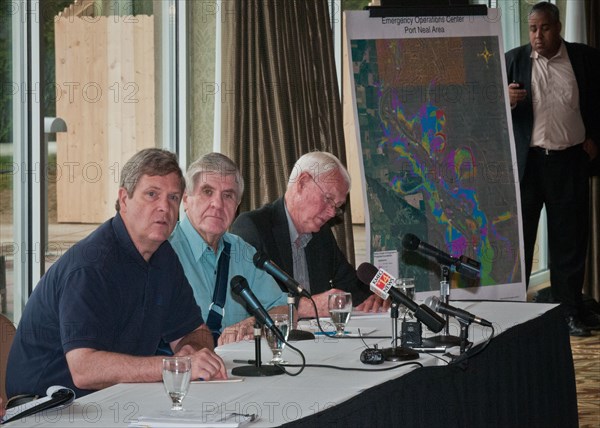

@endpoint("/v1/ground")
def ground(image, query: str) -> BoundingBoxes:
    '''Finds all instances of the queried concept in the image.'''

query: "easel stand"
[382,302,419,361]
[422,265,462,347]
[231,324,284,376]
[286,294,314,341]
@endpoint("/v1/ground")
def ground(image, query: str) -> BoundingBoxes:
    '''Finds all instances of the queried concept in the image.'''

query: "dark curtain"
[221,0,355,262]
[587,0,599,48]
[584,0,600,300]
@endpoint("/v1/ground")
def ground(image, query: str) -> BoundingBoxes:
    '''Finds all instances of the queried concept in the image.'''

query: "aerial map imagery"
[350,33,523,295]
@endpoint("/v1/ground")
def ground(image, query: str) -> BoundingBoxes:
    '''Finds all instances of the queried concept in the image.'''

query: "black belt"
[529,144,582,156]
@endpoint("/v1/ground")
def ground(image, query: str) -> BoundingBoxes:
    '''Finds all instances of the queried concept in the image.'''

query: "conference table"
[8,301,578,427]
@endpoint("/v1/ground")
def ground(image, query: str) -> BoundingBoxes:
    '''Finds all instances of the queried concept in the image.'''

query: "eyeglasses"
[309,175,345,217]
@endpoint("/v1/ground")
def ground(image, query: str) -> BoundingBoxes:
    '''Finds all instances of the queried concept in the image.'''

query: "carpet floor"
[571,330,600,428]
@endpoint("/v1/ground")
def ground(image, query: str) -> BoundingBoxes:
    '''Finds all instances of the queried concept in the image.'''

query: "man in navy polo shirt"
[7,149,226,399]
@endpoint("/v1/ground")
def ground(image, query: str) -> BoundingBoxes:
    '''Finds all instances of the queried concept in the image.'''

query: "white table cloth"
[6,301,558,427]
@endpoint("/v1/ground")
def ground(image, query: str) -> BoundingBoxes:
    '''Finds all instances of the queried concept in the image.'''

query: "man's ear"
[118,187,129,213]
[296,171,311,191]
[182,192,189,210]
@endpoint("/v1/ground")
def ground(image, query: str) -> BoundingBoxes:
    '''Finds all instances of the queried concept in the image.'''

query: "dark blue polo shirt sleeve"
[60,267,116,353]
[154,243,205,345]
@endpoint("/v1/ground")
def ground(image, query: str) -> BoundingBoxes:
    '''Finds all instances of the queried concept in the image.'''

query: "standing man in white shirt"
[505,2,600,336]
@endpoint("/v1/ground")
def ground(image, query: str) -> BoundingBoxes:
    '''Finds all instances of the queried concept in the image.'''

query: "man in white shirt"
[505,2,600,336]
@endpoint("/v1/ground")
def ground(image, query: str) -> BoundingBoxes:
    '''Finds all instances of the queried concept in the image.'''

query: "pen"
[233,359,256,364]
[410,347,446,353]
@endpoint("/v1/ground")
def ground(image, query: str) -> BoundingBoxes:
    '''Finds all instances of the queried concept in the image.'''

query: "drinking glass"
[263,313,290,364]
[328,292,353,337]
[162,356,192,412]
[395,278,415,319]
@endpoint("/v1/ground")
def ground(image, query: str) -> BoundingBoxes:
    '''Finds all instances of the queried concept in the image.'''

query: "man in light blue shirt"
[170,153,288,346]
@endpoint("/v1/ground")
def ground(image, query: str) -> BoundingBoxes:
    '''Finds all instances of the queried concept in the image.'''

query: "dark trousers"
[520,145,590,315]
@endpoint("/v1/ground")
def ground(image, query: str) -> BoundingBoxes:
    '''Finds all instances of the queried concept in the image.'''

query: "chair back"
[0,314,16,402]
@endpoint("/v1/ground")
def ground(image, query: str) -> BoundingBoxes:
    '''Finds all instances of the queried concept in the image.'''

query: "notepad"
[1,386,75,424]
[313,327,376,337]
[128,410,257,427]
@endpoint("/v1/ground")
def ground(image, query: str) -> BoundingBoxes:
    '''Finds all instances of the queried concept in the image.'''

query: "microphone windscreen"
[356,262,379,285]
[402,233,420,250]
[230,275,247,294]
[424,296,437,310]
[252,251,268,268]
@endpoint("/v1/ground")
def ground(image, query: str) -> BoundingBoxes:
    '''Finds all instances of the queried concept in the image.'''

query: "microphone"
[356,263,445,333]
[425,296,492,327]
[230,275,286,342]
[402,233,480,279]
[253,251,311,298]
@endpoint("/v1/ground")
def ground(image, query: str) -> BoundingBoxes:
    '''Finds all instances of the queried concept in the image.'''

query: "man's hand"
[355,294,390,313]
[216,305,289,346]
[182,348,227,381]
[583,138,598,161]
[173,326,227,380]
[508,82,527,107]
[217,318,255,346]
[297,288,347,318]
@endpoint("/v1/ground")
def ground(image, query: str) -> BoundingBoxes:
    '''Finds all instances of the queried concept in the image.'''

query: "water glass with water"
[162,356,192,412]
[263,313,290,364]
[328,292,353,336]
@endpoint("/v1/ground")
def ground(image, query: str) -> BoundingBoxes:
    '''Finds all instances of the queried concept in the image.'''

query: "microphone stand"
[382,302,419,361]
[286,294,315,341]
[445,318,473,364]
[422,264,462,347]
[458,319,471,354]
[231,323,284,376]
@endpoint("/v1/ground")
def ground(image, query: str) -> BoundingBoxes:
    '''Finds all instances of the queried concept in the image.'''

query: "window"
[1,0,181,323]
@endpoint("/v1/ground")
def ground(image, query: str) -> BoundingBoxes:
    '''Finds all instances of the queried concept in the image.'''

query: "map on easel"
[345,8,525,301]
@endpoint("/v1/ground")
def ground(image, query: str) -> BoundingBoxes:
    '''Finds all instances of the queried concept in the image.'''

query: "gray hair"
[185,152,244,201]
[116,148,184,211]
[288,151,351,189]
[530,2,560,23]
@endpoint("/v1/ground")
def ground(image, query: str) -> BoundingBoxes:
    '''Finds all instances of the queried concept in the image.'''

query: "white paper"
[373,250,399,278]
[128,410,256,427]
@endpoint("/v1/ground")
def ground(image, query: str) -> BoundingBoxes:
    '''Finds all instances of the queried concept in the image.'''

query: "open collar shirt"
[169,215,288,330]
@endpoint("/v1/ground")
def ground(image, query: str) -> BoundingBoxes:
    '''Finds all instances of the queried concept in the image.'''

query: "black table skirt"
[283,305,578,428]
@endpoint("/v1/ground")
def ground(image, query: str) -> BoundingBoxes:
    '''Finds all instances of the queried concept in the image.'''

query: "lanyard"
[205,241,231,346]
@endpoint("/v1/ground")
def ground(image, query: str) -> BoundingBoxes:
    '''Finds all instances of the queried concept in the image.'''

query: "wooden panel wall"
[55,15,155,223]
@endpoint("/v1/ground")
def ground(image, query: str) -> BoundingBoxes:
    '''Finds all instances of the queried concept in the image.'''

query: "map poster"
[345,10,525,301]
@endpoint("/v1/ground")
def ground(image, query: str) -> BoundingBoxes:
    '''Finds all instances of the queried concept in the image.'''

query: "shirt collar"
[284,201,311,248]
[113,212,148,265]
[531,40,566,60]
[180,214,226,261]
